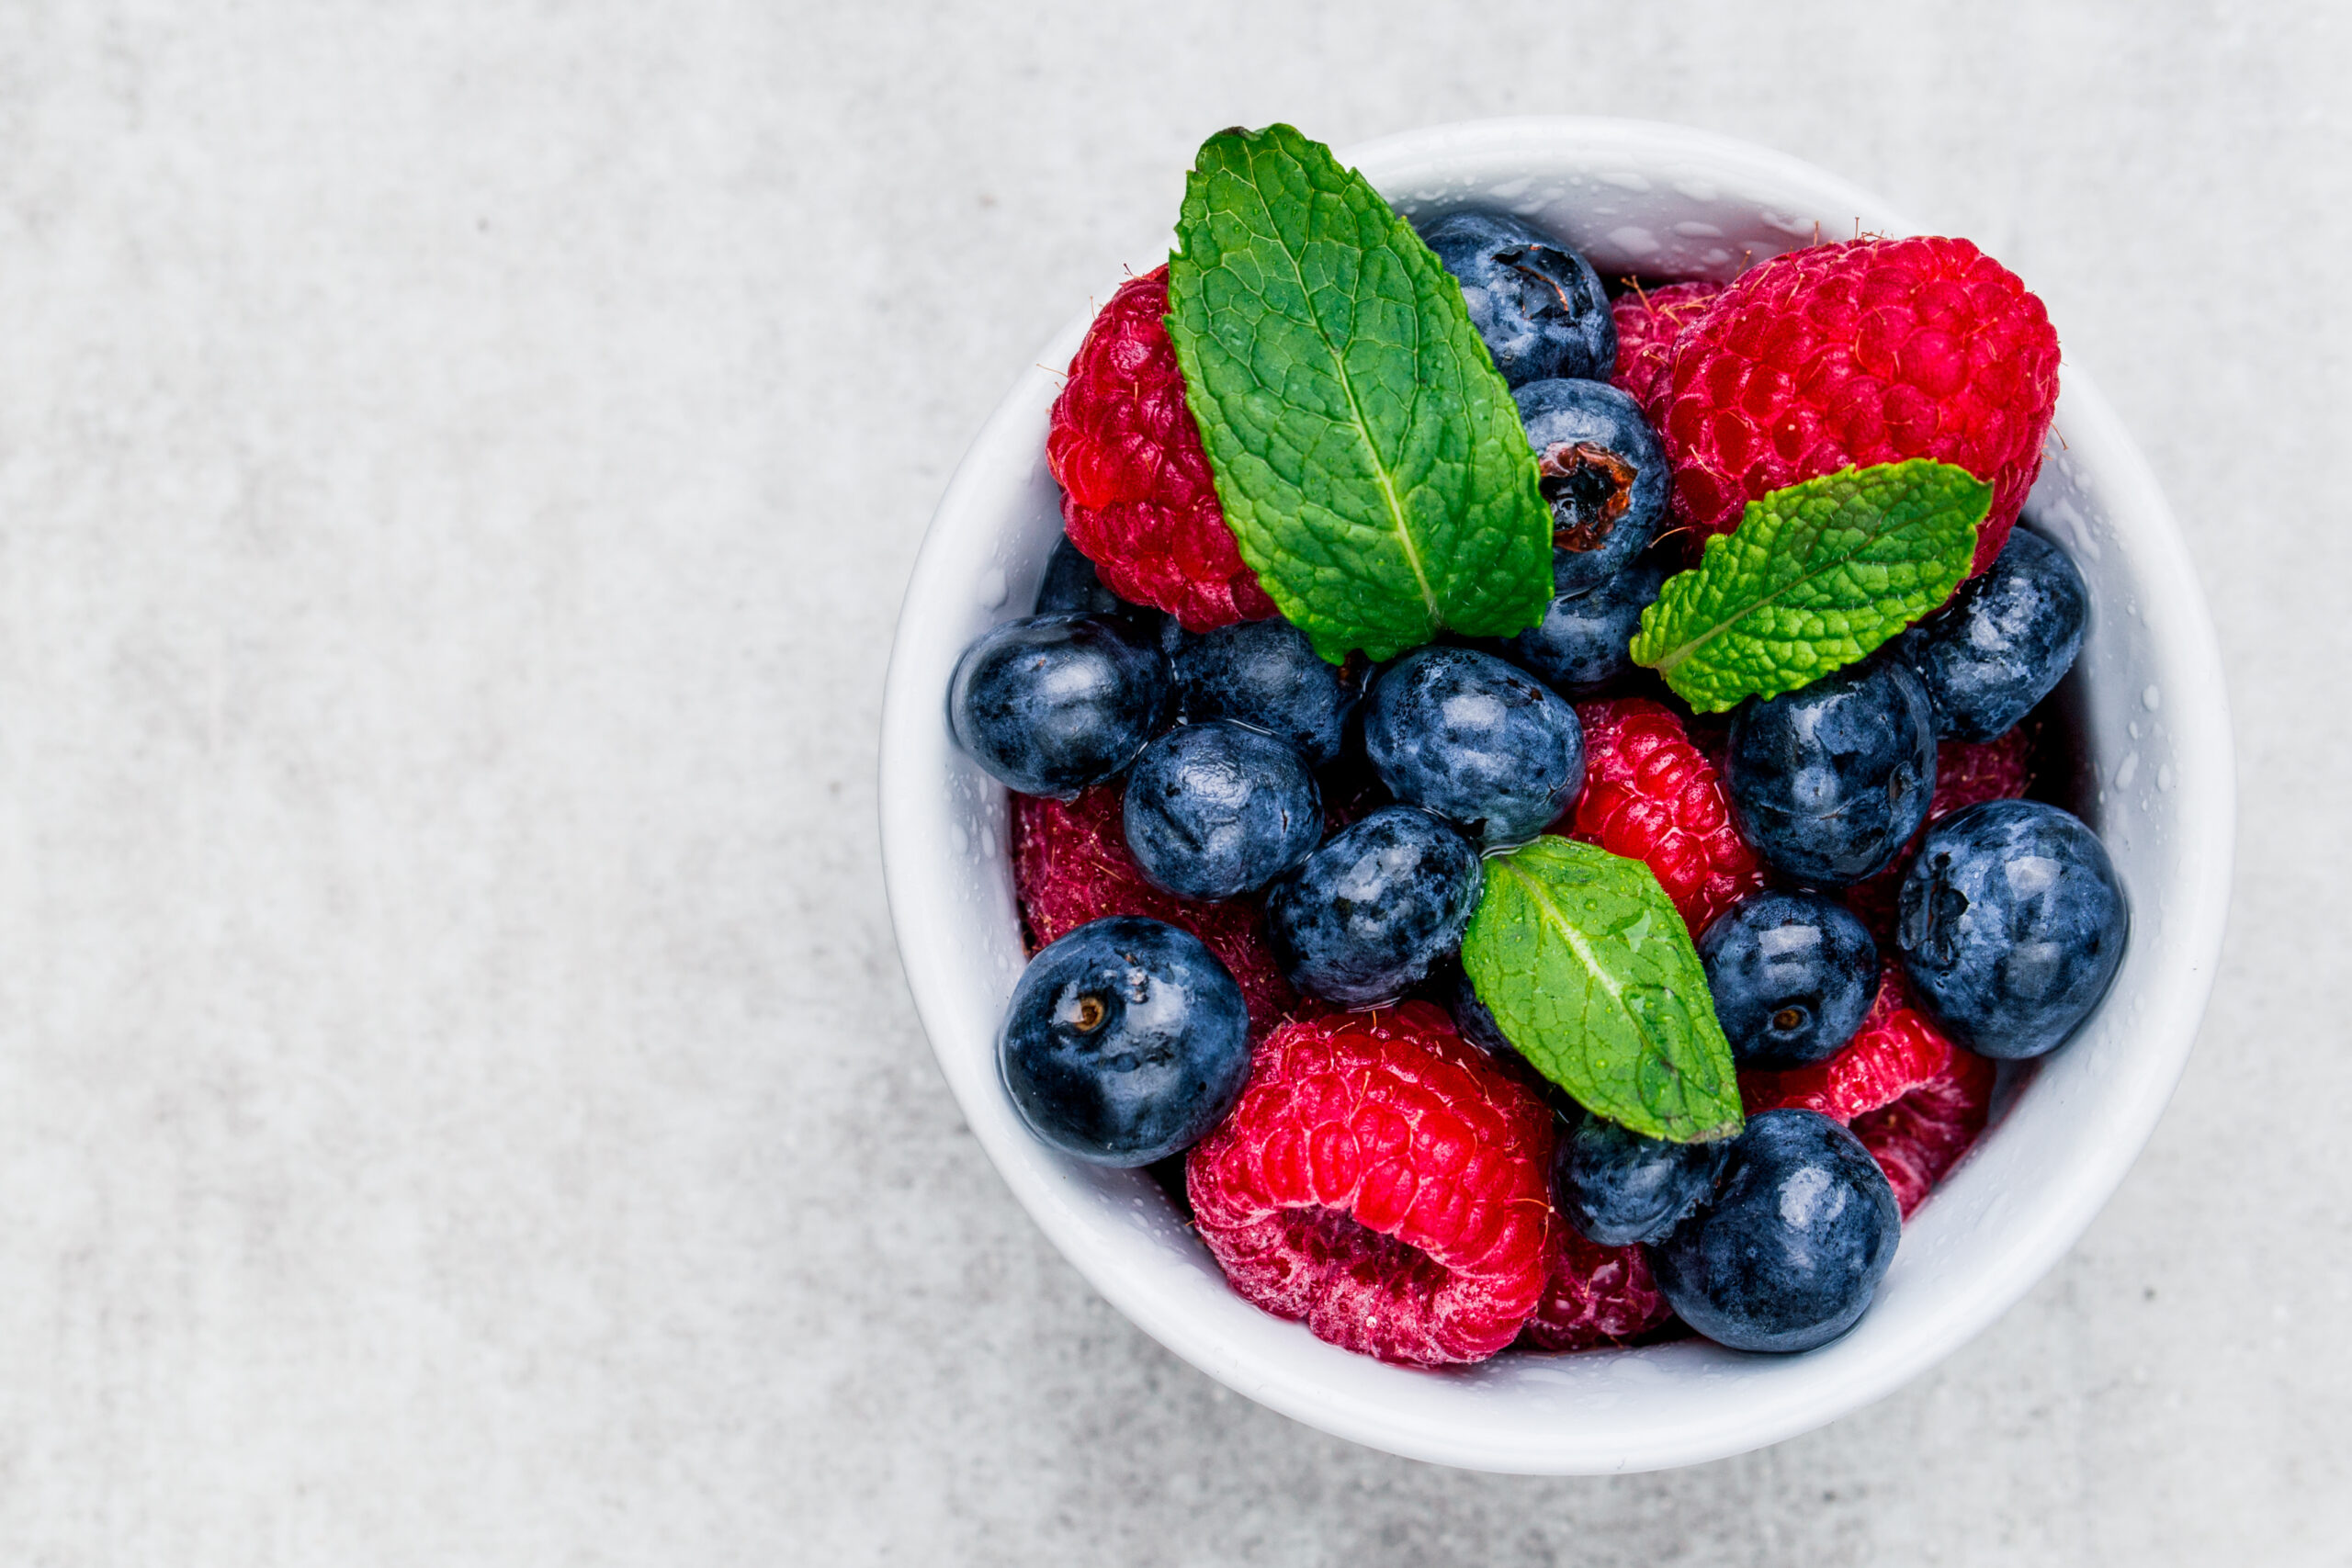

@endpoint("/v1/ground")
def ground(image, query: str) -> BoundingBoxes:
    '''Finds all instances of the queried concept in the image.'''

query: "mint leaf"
[1165,125,1552,663]
[1629,459,1990,713]
[1462,836,1742,1144]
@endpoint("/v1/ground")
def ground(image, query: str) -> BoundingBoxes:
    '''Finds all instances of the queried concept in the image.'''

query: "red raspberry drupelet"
[1743,965,1996,1218]
[1742,964,1957,1122]
[1519,1226,1678,1352]
[1185,1003,1557,1366]
[1562,697,1767,938]
[1851,1049,1997,1218]
[1045,266,1280,631]
[1655,237,2060,578]
[1610,279,1724,417]
[1011,785,1300,1036]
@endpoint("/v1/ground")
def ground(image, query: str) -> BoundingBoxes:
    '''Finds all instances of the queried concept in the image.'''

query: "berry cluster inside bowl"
[944,125,2125,1368]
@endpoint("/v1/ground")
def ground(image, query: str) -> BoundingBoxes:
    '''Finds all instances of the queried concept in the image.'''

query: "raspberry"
[1011,786,1299,1034]
[1656,238,2059,577]
[1742,964,1953,1122]
[1561,697,1767,937]
[1611,280,1723,415]
[1743,965,1996,1216]
[1851,1046,1996,1217]
[1846,726,2033,940]
[1045,266,1279,631]
[1184,1002,1556,1365]
[1519,1226,1677,1351]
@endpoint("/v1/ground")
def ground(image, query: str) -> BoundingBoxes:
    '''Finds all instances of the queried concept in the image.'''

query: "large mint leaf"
[1165,125,1551,663]
[1462,836,1742,1144]
[1630,459,1990,713]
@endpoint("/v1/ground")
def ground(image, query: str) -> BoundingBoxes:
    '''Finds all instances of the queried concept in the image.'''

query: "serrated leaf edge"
[1631,459,1990,711]
[1472,840,1744,1144]
[1163,123,1548,662]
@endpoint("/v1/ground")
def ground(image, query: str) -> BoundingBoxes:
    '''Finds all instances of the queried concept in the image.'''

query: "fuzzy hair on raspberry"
[1045,266,1279,631]
[1185,1003,1557,1365]
[1654,237,2059,578]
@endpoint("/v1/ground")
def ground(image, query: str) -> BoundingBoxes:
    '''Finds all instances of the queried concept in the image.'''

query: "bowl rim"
[877,116,2235,1473]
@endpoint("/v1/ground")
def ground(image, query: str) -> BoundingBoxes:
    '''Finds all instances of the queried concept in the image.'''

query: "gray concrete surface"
[0,1,2339,1562]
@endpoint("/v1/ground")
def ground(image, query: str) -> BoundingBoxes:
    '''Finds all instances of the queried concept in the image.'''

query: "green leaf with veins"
[1462,836,1743,1144]
[1163,124,1551,663]
[1630,459,1989,713]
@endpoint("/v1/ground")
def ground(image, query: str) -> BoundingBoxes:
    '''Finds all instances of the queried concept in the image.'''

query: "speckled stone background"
[0,1,2340,1562]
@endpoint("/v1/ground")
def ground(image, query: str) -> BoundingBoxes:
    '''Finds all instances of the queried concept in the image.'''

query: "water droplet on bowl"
[2142,684,2162,711]
[978,568,1008,609]
[2113,751,2140,789]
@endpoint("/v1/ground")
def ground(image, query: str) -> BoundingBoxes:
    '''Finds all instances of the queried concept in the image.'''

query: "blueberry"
[1895,527,2090,742]
[1554,1113,1726,1247]
[1449,966,1517,1057]
[998,916,1253,1167]
[1512,378,1668,594]
[1724,658,1937,885]
[1363,646,1586,848]
[1419,211,1615,386]
[1122,720,1322,900]
[1895,799,2128,1060]
[1035,533,1184,654]
[1172,617,1362,767]
[948,613,1169,797]
[1265,806,1482,1008]
[1506,556,1667,695]
[1034,533,1125,616]
[1699,889,1879,1069]
[1650,1108,1902,1353]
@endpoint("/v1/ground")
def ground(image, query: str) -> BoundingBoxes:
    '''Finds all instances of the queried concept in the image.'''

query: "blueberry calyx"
[1539,441,1640,553]
[999,916,1253,1168]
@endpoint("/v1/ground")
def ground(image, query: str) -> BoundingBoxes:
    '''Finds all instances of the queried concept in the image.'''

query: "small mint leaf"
[1164,125,1552,663]
[1629,459,1990,713]
[1462,836,1743,1144]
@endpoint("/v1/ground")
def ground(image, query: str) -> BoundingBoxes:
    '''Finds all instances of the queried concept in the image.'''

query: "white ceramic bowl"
[877,118,2233,1473]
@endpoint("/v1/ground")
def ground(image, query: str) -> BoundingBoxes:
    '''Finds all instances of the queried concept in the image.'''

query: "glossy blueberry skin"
[1700,889,1880,1069]
[1725,658,1937,886]
[1896,799,2128,1060]
[1651,1108,1902,1353]
[1512,378,1668,595]
[1265,807,1482,1008]
[1034,533,1125,616]
[1895,528,2088,742]
[999,917,1253,1167]
[1035,534,1182,653]
[948,613,1169,797]
[1419,211,1615,386]
[1555,1113,1727,1247]
[1122,720,1322,901]
[1363,647,1586,848]
[1449,966,1516,1057]
[1507,555,1667,695]
[1172,617,1362,768]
